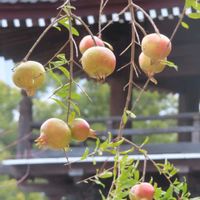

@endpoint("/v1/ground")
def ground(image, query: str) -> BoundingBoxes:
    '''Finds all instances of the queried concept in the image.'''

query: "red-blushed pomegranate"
[81,46,116,80]
[129,182,155,200]
[139,52,166,76]
[141,33,172,59]
[12,61,45,96]
[79,35,105,54]
[129,184,140,200]
[70,118,96,142]
[35,118,71,150]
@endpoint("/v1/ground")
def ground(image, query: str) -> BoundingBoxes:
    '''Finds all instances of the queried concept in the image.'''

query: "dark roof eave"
[0,0,184,20]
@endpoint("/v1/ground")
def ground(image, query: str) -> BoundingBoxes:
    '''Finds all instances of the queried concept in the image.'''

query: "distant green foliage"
[0,176,46,200]
[76,80,110,118]
[0,81,20,150]
[132,90,178,143]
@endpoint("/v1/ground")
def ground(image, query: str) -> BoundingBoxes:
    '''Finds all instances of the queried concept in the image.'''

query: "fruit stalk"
[66,0,74,123]
[118,0,136,138]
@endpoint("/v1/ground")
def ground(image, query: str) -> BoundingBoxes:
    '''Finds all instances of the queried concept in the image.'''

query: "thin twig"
[120,41,133,56]
[72,60,83,70]
[47,83,70,99]
[66,1,74,122]
[135,21,147,36]
[102,0,110,10]
[72,35,79,58]
[131,2,160,34]
[71,13,97,45]
[132,78,150,111]
[142,155,147,182]
[100,20,113,33]
[44,39,70,67]
[98,0,104,37]
[77,166,114,184]
[132,81,143,90]
[117,62,131,72]
[99,4,129,34]
[23,14,68,61]
[17,162,30,185]
[170,5,186,41]
[118,1,136,138]
[0,133,32,152]
[73,80,92,103]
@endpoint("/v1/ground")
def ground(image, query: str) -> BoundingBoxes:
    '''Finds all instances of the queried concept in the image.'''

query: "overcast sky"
[0,57,15,86]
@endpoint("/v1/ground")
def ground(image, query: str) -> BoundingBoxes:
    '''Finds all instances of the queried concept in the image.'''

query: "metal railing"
[31,112,200,142]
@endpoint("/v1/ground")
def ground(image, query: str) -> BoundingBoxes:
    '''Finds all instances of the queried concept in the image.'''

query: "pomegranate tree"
[79,35,105,54]
[70,118,96,142]
[35,118,71,150]
[81,46,116,80]
[21,0,193,199]
[12,61,45,96]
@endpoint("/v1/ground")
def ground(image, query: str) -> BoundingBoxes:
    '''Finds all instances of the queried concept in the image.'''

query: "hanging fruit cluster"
[139,33,172,78]
[79,35,116,80]
[35,117,96,150]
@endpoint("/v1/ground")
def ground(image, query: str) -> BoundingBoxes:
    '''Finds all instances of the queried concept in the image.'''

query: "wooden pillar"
[16,90,32,158]
[108,76,132,129]
[178,89,200,142]
[109,77,128,117]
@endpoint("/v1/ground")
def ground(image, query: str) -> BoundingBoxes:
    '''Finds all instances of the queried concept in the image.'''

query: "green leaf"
[92,156,97,165]
[99,190,106,200]
[188,12,200,19]
[81,147,89,160]
[120,147,135,155]
[185,0,194,8]
[139,149,147,154]
[50,60,67,68]
[122,111,128,125]
[94,138,100,153]
[126,110,136,119]
[71,92,81,100]
[68,111,76,124]
[99,171,113,179]
[93,178,105,188]
[58,66,70,79]
[181,21,189,29]
[109,138,124,148]
[48,68,63,85]
[55,84,70,98]
[58,17,79,36]
[70,100,81,116]
[191,1,200,10]
[51,98,68,110]
[56,53,66,61]
[161,60,178,71]
[140,136,149,147]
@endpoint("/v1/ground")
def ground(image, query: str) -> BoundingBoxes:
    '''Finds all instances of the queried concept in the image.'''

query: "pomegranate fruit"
[81,46,116,80]
[12,61,45,96]
[35,118,71,150]
[141,33,171,59]
[129,182,155,200]
[139,52,166,76]
[70,118,96,142]
[79,35,105,54]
